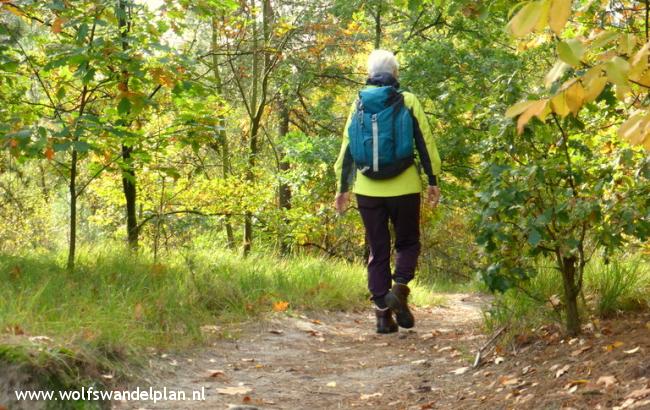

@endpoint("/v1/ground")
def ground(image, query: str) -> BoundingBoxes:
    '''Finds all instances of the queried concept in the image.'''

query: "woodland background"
[0,0,649,379]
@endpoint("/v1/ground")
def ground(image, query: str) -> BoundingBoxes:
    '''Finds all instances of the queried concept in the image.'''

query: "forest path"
[115,294,489,410]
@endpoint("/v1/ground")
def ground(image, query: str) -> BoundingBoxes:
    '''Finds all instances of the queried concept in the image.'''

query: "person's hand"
[426,185,441,208]
[334,192,350,214]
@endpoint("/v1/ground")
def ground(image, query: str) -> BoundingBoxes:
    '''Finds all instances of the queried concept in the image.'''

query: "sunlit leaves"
[619,112,650,150]
[52,17,65,34]
[548,0,571,35]
[564,81,585,116]
[508,1,547,38]
[504,0,650,149]
[557,39,584,67]
[508,0,572,38]
[545,61,570,88]
[605,57,630,87]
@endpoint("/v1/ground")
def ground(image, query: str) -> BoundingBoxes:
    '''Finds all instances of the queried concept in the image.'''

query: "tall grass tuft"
[484,254,650,336]
[0,245,372,353]
[584,256,650,317]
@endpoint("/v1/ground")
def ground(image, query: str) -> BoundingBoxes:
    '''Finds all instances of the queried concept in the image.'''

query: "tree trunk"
[66,148,77,271]
[560,255,581,336]
[66,81,89,271]
[243,0,272,256]
[118,0,139,250]
[243,0,260,257]
[278,98,292,254]
[211,16,235,250]
[122,145,139,247]
[374,4,382,49]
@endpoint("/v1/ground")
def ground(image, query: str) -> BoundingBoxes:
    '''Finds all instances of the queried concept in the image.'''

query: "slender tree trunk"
[278,98,292,254]
[153,175,165,262]
[560,255,581,336]
[374,4,382,49]
[67,148,77,271]
[243,0,260,257]
[66,81,89,271]
[118,0,139,249]
[211,16,235,249]
[243,0,272,255]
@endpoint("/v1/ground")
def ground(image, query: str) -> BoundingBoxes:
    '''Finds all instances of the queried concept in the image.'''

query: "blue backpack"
[348,86,415,179]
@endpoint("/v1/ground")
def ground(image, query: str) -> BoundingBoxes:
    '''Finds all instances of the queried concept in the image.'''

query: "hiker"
[333,49,441,334]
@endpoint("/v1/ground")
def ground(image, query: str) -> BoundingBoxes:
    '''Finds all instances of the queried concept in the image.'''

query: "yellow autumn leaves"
[507,0,571,38]
[505,0,650,150]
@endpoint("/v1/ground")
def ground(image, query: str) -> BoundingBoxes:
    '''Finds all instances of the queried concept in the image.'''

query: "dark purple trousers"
[357,193,421,300]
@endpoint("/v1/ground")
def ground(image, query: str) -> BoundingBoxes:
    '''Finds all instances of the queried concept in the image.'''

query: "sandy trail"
[115,294,487,410]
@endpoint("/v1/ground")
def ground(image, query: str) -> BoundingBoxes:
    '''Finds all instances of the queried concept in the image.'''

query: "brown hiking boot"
[375,307,398,334]
[385,283,414,328]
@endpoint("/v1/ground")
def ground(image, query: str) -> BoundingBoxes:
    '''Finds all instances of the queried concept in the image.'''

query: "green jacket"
[334,89,441,197]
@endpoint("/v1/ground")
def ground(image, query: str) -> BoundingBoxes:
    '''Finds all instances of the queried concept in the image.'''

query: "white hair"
[367,49,399,77]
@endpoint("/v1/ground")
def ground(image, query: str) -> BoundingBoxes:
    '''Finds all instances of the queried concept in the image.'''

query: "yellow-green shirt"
[334,89,441,197]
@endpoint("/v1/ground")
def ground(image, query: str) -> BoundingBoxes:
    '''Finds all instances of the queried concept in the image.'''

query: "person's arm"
[404,92,441,207]
[334,101,357,194]
[404,92,441,187]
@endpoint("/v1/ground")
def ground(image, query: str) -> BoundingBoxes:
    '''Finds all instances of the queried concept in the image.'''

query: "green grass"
[0,245,461,354]
[0,246,370,352]
[584,255,650,317]
[484,254,650,337]
[0,244,468,397]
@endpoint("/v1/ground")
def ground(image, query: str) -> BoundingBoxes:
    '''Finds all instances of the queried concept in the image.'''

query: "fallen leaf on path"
[269,329,284,335]
[200,325,221,334]
[499,375,520,386]
[521,365,535,375]
[597,375,617,388]
[555,364,570,378]
[241,358,255,362]
[549,294,562,307]
[494,356,505,364]
[29,336,53,344]
[242,396,252,403]
[411,359,428,365]
[570,345,592,356]
[451,367,469,375]
[627,388,650,400]
[517,394,535,404]
[216,386,252,395]
[360,393,382,400]
[565,379,589,389]
[307,330,323,338]
[272,301,289,312]
[326,381,337,387]
[206,369,225,378]
[624,346,640,354]
[603,341,624,352]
